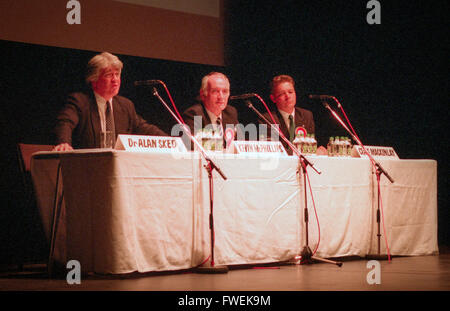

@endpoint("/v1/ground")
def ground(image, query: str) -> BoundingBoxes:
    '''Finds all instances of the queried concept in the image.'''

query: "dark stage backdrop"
[225,1,448,248]
[0,1,447,264]
[0,41,226,264]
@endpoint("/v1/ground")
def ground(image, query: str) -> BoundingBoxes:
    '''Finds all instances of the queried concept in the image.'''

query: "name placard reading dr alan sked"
[115,135,187,153]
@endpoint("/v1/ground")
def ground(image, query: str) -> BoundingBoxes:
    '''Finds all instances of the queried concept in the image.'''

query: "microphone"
[321,101,331,110]
[308,94,334,100]
[229,93,256,100]
[134,79,162,86]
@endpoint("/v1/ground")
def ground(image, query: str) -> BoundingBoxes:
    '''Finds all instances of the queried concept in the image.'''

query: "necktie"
[105,101,115,141]
[216,117,225,149]
[216,117,223,137]
[288,114,295,142]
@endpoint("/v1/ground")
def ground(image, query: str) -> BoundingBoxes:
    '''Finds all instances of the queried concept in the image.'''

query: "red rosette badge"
[224,128,235,149]
[295,126,307,137]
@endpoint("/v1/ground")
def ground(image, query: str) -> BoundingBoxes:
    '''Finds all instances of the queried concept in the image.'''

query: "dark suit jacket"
[55,91,167,149]
[183,102,240,133]
[260,106,315,154]
[181,102,240,149]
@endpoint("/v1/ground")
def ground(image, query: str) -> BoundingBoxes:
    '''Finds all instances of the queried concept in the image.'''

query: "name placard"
[352,145,399,159]
[229,141,287,156]
[115,135,187,153]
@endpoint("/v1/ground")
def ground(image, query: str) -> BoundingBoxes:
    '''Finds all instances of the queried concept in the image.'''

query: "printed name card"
[352,145,399,159]
[115,135,187,153]
[229,141,287,156]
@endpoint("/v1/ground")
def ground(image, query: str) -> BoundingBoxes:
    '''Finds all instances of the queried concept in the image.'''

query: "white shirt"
[278,109,295,130]
[94,92,113,132]
[205,107,223,135]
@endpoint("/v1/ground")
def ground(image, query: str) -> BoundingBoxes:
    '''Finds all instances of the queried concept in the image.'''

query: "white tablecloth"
[31,150,438,274]
[198,154,302,265]
[369,159,438,256]
[61,151,200,274]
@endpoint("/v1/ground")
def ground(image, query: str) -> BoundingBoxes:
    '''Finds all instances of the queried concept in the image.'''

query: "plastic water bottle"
[293,134,300,152]
[306,134,312,154]
[333,136,340,156]
[204,129,213,150]
[340,136,346,156]
[343,137,348,156]
[214,130,223,151]
[311,134,317,154]
[347,137,353,156]
[327,137,334,156]
[341,137,346,156]
[302,134,309,154]
[300,134,305,153]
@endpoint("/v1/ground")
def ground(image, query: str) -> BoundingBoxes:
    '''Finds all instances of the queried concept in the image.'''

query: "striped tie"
[105,101,115,142]
[288,114,295,142]
[216,117,223,137]
[216,117,225,149]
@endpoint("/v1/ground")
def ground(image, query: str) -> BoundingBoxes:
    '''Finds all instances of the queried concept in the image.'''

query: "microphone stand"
[151,87,228,273]
[244,100,342,267]
[321,99,394,261]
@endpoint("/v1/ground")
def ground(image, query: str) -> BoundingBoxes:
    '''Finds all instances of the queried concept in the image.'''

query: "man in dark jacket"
[182,72,240,150]
[260,75,316,155]
[54,52,166,151]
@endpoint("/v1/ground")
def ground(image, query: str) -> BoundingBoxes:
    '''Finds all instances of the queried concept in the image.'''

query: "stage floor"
[1,254,449,292]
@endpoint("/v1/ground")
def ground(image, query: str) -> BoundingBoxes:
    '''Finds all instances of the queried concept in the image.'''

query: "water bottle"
[347,137,353,156]
[204,129,212,150]
[214,130,223,151]
[339,136,345,156]
[333,136,340,156]
[327,137,334,156]
[293,134,300,152]
[311,134,317,154]
[302,134,309,154]
[299,133,306,153]
[344,136,348,156]
[343,136,348,156]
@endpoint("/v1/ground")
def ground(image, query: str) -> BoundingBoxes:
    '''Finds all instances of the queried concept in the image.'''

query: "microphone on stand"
[229,93,257,100]
[134,79,163,87]
[309,94,342,108]
[308,94,334,101]
[320,101,332,110]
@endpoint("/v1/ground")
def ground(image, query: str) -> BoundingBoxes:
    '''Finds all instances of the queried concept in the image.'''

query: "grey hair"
[199,72,229,95]
[85,52,123,84]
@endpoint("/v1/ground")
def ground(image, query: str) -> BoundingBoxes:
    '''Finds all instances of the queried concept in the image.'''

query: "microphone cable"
[331,96,391,262]
[296,164,322,264]
[158,81,186,125]
[253,93,278,126]
[306,168,321,256]
[252,94,322,261]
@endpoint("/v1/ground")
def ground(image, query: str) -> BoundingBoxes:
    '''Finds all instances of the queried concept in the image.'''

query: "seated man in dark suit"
[182,72,240,150]
[53,52,166,151]
[261,74,322,155]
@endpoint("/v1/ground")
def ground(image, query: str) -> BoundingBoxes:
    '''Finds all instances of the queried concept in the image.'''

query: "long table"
[31,150,438,274]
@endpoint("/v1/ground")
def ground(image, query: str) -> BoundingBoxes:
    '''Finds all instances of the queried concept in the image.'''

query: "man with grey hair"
[53,52,166,151]
[182,72,240,149]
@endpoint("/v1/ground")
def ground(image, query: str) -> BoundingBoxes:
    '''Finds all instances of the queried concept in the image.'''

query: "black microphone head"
[321,101,331,109]
[134,80,162,87]
[308,94,332,100]
[229,93,256,100]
